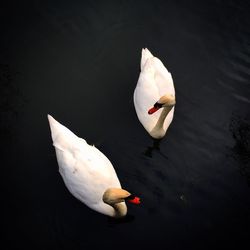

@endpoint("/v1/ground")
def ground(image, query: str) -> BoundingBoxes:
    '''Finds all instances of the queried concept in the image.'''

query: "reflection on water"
[107,214,135,227]
[144,138,170,162]
[144,139,161,157]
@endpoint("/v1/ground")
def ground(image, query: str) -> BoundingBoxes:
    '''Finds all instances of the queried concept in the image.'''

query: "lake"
[1,0,250,249]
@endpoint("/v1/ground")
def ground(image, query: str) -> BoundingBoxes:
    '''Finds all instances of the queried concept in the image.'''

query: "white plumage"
[47,115,126,217]
[134,48,175,138]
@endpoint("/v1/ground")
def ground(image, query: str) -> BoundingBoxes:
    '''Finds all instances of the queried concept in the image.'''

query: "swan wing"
[141,48,174,97]
[150,54,175,97]
[149,51,175,131]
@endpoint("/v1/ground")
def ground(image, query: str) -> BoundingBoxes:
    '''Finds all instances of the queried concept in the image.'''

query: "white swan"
[47,115,140,218]
[134,48,176,139]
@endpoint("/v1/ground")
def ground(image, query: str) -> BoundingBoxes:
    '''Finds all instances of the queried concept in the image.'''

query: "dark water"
[1,0,250,249]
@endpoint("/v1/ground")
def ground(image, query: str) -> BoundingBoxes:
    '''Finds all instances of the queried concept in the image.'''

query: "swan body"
[47,115,139,217]
[134,48,176,139]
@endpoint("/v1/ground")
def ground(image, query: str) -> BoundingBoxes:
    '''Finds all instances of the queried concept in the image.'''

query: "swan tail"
[47,114,81,151]
[140,48,154,71]
[141,57,156,77]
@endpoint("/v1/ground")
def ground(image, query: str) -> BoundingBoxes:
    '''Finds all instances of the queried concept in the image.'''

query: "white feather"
[47,115,125,217]
[134,48,175,137]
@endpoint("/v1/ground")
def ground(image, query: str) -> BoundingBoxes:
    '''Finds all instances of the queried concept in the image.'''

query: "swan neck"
[155,106,172,129]
[112,203,127,218]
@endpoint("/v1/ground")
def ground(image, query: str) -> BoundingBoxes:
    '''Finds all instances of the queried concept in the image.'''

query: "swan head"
[148,94,176,115]
[103,188,141,205]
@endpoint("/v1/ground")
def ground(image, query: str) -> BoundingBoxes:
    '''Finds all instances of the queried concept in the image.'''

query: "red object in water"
[128,196,141,204]
[148,106,160,114]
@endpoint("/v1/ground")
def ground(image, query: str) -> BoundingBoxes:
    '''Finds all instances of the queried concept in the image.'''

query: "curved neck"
[112,203,127,218]
[150,106,173,139]
[154,106,172,130]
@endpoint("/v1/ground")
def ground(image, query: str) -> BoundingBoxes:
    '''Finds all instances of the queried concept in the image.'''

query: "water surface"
[1,1,250,249]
